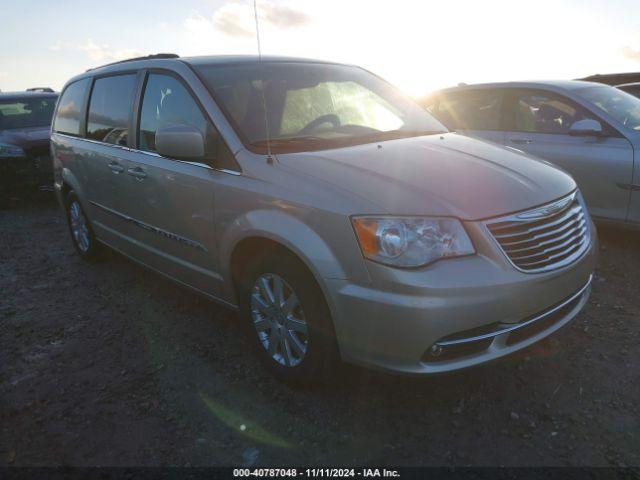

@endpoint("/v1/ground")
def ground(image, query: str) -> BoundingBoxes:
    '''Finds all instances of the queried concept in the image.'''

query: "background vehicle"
[421,81,640,228]
[52,55,596,384]
[616,82,640,99]
[579,72,640,86]
[0,89,58,203]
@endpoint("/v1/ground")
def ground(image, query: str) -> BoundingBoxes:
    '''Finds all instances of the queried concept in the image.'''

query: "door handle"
[127,167,147,180]
[510,138,533,145]
[107,162,125,174]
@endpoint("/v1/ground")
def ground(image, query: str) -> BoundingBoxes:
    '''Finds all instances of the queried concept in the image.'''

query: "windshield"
[0,96,57,130]
[575,85,640,132]
[194,62,447,153]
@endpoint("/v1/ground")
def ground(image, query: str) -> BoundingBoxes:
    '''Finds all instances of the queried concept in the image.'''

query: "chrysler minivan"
[52,55,596,383]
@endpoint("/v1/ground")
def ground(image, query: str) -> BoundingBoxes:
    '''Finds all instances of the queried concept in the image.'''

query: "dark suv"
[0,90,58,203]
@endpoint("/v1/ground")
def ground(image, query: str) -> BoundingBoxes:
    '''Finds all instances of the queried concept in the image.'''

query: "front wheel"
[239,252,339,385]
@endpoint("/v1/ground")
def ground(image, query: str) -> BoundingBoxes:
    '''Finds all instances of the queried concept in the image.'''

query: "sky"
[1,0,640,97]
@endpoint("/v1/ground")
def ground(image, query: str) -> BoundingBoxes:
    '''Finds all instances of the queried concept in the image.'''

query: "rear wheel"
[239,251,339,385]
[65,191,101,261]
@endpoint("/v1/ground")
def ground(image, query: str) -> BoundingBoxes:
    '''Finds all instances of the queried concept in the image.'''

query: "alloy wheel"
[69,200,90,253]
[250,273,309,367]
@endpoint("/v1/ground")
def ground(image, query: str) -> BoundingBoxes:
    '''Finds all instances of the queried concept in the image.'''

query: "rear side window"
[432,90,503,131]
[138,72,238,170]
[53,79,90,136]
[87,74,137,146]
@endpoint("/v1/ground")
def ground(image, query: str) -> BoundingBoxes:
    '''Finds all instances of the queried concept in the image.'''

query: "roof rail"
[86,53,179,72]
[26,87,55,92]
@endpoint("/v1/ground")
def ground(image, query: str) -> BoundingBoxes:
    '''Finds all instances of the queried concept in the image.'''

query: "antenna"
[253,0,273,163]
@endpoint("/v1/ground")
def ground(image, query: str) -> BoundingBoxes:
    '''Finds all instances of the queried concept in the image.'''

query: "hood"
[277,133,576,220]
[0,126,51,150]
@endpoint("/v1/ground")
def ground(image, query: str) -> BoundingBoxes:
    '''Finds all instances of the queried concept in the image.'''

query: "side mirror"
[155,124,205,160]
[569,118,604,137]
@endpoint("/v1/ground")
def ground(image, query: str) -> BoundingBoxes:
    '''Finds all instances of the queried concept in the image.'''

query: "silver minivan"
[421,81,640,228]
[52,55,597,384]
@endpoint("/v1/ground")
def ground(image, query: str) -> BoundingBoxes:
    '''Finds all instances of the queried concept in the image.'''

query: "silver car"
[52,55,597,384]
[421,80,640,228]
[617,82,640,99]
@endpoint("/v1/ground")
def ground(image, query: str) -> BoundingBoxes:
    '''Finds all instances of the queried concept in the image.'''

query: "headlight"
[0,143,25,158]
[352,216,475,267]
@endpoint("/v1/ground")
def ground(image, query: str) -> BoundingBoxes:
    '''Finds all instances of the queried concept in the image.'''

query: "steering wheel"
[298,114,341,135]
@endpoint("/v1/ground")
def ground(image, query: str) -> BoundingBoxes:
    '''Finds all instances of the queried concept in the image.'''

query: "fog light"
[429,344,443,357]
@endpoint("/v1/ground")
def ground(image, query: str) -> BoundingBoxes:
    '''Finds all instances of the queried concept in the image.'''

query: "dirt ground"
[1,194,639,467]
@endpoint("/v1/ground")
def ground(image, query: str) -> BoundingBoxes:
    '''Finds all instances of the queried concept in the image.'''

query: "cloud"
[213,3,255,38]
[260,3,311,29]
[78,39,144,62]
[48,39,144,63]
[210,1,311,38]
[621,46,640,63]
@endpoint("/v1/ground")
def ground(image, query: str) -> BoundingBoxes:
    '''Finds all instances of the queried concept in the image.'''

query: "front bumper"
[324,221,597,375]
[0,150,53,193]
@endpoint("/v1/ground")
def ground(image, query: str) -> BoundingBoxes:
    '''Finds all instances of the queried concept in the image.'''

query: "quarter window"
[87,74,137,145]
[53,79,90,136]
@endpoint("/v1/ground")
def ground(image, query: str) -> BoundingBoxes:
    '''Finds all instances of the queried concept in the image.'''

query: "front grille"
[486,192,590,273]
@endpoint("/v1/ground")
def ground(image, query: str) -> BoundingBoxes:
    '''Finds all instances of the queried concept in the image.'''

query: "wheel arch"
[58,168,87,208]
[227,233,344,359]
[220,210,347,307]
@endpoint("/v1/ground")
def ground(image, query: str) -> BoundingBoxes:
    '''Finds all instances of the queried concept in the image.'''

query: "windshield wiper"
[250,136,334,146]
[337,129,446,144]
[385,129,447,139]
[249,130,449,153]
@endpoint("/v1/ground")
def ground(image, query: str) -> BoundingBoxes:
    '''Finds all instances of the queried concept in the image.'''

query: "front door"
[502,89,633,222]
[118,71,224,296]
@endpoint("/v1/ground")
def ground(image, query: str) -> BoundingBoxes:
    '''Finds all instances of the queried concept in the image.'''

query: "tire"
[65,191,101,261]
[238,250,339,386]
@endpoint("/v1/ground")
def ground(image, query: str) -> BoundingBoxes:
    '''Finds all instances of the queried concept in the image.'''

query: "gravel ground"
[1,195,639,467]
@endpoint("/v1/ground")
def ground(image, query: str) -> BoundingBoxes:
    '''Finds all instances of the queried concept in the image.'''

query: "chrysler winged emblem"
[515,192,576,220]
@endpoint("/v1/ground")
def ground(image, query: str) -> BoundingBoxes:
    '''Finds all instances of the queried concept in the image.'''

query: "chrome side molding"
[89,201,208,252]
